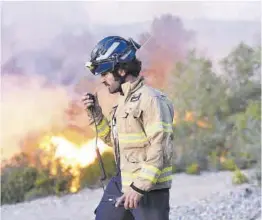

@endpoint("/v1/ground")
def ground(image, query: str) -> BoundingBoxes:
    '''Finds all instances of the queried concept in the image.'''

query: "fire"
[173,111,211,128]
[39,135,112,193]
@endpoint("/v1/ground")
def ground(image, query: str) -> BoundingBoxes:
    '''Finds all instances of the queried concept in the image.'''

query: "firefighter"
[83,36,174,220]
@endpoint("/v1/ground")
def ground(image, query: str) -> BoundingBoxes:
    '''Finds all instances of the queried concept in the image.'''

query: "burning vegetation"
[1,123,116,204]
[1,73,117,204]
[34,133,112,193]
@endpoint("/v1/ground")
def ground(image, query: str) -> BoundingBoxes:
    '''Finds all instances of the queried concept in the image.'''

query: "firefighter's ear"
[118,69,126,77]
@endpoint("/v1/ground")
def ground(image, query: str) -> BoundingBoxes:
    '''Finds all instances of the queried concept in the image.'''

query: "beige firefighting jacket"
[87,76,175,193]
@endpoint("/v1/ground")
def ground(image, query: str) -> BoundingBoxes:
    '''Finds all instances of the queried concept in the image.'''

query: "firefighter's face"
[100,71,124,94]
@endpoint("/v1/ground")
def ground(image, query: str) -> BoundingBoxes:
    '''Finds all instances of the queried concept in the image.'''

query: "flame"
[39,135,112,192]
[173,111,211,128]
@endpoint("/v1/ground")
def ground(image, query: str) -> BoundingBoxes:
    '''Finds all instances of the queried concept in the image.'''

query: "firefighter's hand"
[115,188,143,209]
[82,92,100,112]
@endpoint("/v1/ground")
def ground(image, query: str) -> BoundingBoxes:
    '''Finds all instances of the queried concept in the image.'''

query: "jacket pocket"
[125,149,146,163]
[119,107,142,119]
[118,107,143,133]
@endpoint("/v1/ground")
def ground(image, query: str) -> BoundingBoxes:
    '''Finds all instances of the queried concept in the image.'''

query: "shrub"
[34,165,73,195]
[221,158,237,171]
[186,163,201,175]
[172,165,176,173]
[1,166,38,204]
[232,169,249,185]
[207,151,221,171]
[80,151,116,189]
[24,188,51,202]
[80,160,101,188]
[101,151,117,178]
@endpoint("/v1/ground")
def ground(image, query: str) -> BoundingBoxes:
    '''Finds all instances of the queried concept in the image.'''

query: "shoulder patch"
[130,93,141,102]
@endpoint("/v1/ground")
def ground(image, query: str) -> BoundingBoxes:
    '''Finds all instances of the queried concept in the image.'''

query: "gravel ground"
[1,171,261,220]
[170,185,261,220]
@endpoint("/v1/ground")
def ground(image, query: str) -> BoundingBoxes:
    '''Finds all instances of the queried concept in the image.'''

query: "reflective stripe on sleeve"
[145,122,173,135]
[96,117,110,138]
[139,164,161,183]
[157,167,173,182]
[118,133,147,144]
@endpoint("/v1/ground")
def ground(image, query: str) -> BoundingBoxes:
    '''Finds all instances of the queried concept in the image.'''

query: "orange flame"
[39,135,112,192]
[173,111,211,128]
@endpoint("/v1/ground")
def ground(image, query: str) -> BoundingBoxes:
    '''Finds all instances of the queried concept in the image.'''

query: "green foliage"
[80,151,116,188]
[232,169,249,185]
[221,159,237,171]
[172,165,177,173]
[220,43,261,90]
[186,163,201,175]
[169,43,261,173]
[101,151,117,178]
[227,100,261,169]
[34,168,72,196]
[169,50,229,119]
[1,151,116,205]
[34,170,55,190]
[24,188,51,202]
[1,166,38,204]
[207,151,221,171]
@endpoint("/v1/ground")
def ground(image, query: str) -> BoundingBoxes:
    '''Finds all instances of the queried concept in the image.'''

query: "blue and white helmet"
[85,36,141,75]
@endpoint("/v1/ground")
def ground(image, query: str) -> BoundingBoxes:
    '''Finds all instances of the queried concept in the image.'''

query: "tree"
[220,42,261,97]
[168,50,229,121]
[167,50,230,171]
[167,43,261,172]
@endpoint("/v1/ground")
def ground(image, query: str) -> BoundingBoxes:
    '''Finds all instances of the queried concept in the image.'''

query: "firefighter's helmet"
[85,36,141,75]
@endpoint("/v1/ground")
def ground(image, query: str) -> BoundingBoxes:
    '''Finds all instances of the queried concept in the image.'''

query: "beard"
[103,71,126,94]
[105,77,124,94]
[108,84,121,94]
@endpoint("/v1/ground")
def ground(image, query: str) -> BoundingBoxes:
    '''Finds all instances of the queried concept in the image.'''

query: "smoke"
[137,14,195,89]
[1,1,91,57]
[1,8,194,160]
[0,74,69,160]
[2,2,258,161]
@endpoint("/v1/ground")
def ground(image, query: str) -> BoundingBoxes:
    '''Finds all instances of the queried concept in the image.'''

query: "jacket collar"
[121,76,144,99]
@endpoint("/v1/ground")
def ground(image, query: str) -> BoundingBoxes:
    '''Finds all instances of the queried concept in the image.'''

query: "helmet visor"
[85,61,114,76]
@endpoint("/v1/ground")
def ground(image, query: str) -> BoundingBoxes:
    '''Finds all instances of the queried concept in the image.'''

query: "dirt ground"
[1,170,251,220]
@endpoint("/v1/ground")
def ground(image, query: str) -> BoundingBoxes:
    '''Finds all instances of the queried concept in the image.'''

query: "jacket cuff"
[130,182,146,195]
[86,107,103,125]
[132,178,154,192]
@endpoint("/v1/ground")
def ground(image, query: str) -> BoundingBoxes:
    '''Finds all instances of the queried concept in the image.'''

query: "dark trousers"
[94,175,170,220]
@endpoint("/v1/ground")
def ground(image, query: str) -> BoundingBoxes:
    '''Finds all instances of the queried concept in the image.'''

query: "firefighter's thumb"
[115,195,125,208]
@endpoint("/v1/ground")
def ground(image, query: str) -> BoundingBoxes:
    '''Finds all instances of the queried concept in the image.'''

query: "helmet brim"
[85,61,114,76]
